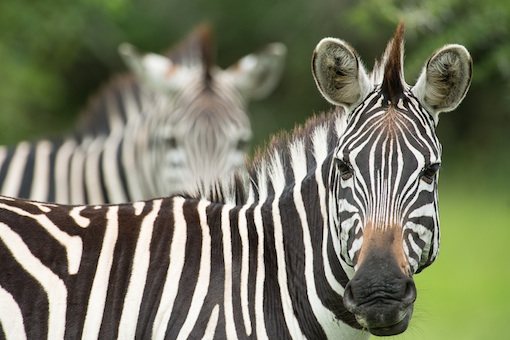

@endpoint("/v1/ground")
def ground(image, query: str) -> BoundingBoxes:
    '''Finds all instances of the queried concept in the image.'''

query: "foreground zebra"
[0,23,471,338]
[0,25,286,204]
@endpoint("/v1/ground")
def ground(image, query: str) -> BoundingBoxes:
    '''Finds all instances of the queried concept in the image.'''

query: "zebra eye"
[335,158,353,180]
[236,139,250,151]
[421,163,441,184]
[165,137,178,149]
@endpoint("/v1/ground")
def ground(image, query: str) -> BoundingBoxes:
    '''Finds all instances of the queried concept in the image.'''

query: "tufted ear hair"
[312,38,372,111]
[225,43,287,101]
[412,44,472,119]
[119,43,184,93]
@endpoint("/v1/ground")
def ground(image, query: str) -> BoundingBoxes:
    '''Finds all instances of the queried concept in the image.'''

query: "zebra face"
[142,85,254,194]
[313,23,471,336]
[332,90,441,335]
[119,30,286,196]
[334,89,442,274]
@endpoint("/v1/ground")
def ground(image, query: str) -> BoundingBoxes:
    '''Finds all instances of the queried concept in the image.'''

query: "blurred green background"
[0,0,508,338]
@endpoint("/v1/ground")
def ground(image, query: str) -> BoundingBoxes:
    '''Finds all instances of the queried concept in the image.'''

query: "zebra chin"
[348,302,414,336]
[343,273,416,336]
[342,277,416,336]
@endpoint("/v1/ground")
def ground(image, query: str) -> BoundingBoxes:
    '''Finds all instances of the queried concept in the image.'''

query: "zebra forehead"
[343,103,436,145]
[153,86,250,130]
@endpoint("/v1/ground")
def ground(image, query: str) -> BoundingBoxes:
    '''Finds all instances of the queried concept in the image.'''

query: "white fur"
[176,200,213,339]
[152,197,188,338]
[0,222,68,339]
[82,206,119,339]
[118,200,161,338]
[0,286,26,339]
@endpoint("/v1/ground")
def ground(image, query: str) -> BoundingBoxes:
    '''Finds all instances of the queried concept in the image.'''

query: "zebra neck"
[169,110,362,335]
[74,75,142,137]
[162,184,360,337]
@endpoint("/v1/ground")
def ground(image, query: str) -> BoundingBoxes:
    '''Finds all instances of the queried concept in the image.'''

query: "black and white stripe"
[0,24,471,338]
[0,77,143,204]
[0,25,286,204]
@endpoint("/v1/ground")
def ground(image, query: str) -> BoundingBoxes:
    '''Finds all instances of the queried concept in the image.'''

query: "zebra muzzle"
[342,229,417,336]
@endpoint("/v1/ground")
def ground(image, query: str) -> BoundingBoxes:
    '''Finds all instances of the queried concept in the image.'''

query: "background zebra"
[0,23,471,338]
[0,25,286,204]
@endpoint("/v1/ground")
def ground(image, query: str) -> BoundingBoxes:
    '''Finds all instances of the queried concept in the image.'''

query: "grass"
[388,161,510,339]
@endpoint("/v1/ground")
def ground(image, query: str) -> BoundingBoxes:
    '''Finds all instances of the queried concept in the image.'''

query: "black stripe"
[165,199,202,336]
[313,168,357,329]
[97,147,110,203]
[99,203,147,338]
[188,203,226,338]
[282,181,328,339]
[228,205,251,337]
[244,203,260,336]
[136,199,174,336]
[259,199,292,339]
[0,147,14,188]
[18,144,35,198]
[0,243,49,338]
[61,205,108,338]
[116,139,131,202]
[46,140,59,202]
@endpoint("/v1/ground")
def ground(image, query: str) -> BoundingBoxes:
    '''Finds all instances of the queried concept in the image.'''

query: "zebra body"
[0,25,286,204]
[0,23,472,338]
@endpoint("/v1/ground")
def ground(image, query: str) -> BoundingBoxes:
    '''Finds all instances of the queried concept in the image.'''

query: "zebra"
[0,23,471,338]
[0,24,286,204]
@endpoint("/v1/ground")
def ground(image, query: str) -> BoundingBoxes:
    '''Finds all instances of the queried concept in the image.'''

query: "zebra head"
[312,23,471,336]
[119,25,286,195]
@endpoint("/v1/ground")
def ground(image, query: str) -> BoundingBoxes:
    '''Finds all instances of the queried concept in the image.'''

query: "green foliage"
[0,1,96,140]
[348,0,510,82]
[1,0,508,149]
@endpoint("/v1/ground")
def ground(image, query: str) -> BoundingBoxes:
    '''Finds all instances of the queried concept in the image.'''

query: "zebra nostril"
[342,282,358,313]
[402,279,417,306]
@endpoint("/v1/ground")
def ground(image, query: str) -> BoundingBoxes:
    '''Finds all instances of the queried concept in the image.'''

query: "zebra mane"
[187,108,346,205]
[372,21,406,104]
[163,23,215,82]
[74,74,140,137]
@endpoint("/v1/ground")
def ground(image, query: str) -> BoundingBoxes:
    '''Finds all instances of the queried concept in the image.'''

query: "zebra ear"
[312,38,372,110]
[226,43,287,101]
[412,44,472,117]
[119,43,179,91]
